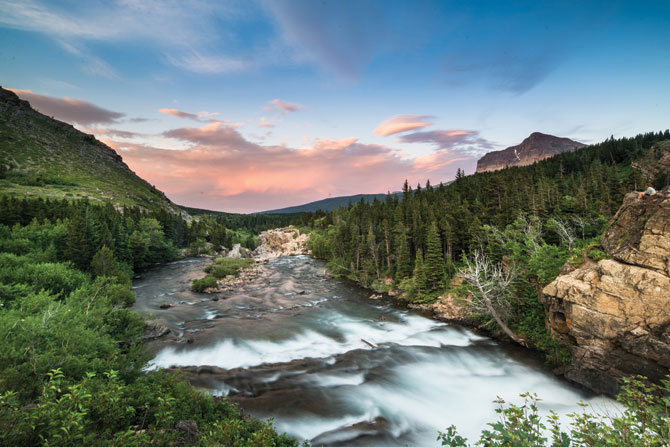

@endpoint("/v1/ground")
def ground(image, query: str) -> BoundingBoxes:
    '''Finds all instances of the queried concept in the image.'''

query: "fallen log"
[361,338,377,348]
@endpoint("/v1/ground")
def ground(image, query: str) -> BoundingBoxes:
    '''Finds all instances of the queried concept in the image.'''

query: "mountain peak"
[476,132,585,173]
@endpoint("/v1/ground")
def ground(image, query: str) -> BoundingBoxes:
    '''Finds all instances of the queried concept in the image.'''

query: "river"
[132,255,616,446]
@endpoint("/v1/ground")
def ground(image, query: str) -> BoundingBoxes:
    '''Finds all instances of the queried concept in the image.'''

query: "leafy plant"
[439,376,670,447]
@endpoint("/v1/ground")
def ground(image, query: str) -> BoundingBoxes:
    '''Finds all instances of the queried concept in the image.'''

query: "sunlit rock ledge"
[254,227,311,261]
[543,187,670,395]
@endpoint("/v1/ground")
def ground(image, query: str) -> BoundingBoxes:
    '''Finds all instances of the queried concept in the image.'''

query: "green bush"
[0,202,298,447]
[0,253,88,297]
[307,230,331,259]
[439,376,670,447]
[204,257,253,279]
[191,275,219,292]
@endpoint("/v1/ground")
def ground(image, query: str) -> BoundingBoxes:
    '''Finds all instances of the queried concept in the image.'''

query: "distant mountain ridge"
[0,87,179,213]
[259,193,399,214]
[476,132,586,173]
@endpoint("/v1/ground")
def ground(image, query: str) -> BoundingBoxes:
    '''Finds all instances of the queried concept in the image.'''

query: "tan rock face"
[254,227,310,261]
[602,190,670,276]
[543,187,670,395]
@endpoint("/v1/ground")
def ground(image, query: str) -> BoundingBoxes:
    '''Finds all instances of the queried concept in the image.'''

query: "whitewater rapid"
[133,255,618,446]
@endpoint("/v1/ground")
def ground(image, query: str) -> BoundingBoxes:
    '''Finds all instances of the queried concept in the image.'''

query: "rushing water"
[132,255,617,446]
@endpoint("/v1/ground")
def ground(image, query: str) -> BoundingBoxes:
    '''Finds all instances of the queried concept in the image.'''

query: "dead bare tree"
[459,250,527,347]
[548,217,576,251]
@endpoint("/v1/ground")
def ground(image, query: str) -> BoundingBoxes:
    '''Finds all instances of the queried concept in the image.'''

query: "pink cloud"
[159,108,222,123]
[162,122,256,149]
[106,123,476,213]
[10,89,124,125]
[373,114,434,136]
[159,108,201,121]
[258,117,275,128]
[267,98,304,113]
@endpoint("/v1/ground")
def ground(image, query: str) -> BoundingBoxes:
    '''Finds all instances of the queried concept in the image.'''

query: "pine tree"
[413,248,427,297]
[65,212,91,270]
[394,223,412,279]
[423,222,444,294]
[91,245,119,278]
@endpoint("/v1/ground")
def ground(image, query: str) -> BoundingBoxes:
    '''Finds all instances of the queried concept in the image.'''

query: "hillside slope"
[476,132,586,173]
[0,87,178,213]
[260,193,397,214]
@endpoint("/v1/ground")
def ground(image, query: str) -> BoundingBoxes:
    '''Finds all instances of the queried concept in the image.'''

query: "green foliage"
[568,240,609,267]
[424,222,445,295]
[0,253,89,298]
[0,196,297,446]
[511,298,572,367]
[187,238,209,256]
[204,257,254,279]
[307,229,331,259]
[193,258,254,291]
[90,245,120,278]
[439,376,670,446]
[191,275,219,293]
[527,244,568,285]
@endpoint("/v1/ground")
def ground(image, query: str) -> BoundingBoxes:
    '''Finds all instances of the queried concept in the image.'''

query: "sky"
[1,0,669,213]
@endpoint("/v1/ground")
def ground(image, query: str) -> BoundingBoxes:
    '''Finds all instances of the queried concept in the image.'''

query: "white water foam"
[150,312,481,370]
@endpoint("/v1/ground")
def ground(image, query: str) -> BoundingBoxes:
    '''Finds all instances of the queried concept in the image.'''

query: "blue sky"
[1,0,669,212]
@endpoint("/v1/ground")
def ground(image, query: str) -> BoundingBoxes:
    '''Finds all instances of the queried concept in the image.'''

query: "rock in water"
[542,187,670,395]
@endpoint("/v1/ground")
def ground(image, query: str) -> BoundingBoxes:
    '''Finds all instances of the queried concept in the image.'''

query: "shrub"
[191,275,219,292]
[204,258,253,279]
[308,230,331,259]
[439,376,670,447]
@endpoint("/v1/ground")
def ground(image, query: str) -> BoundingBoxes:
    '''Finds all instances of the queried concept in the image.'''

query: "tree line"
[0,196,301,445]
[305,130,670,364]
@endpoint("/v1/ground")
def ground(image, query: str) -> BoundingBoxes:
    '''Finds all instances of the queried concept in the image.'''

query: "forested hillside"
[0,195,300,445]
[259,193,396,214]
[306,131,670,364]
[180,205,305,233]
[0,94,303,443]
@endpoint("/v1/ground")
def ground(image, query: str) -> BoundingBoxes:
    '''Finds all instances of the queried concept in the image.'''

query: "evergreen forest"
[305,131,670,365]
[0,197,301,445]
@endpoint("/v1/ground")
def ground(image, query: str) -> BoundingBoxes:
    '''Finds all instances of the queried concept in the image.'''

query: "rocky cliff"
[254,227,310,261]
[476,132,586,173]
[542,187,670,395]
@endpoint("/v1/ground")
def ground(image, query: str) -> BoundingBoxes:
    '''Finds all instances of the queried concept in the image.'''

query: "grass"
[191,258,254,292]
[204,257,254,279]
[0,90,179,213]
[191,275,219,292]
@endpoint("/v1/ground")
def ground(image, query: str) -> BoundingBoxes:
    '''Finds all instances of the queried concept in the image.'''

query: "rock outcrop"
[254,227,310,261]
[542,187,670,395]
[476,132,585,173]
[408,276,478,326]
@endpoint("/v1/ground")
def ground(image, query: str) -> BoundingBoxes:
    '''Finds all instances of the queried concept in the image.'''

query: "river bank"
[131,238,618,446]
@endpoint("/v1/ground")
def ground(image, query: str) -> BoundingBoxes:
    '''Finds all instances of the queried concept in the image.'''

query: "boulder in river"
[143,319,171,340]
